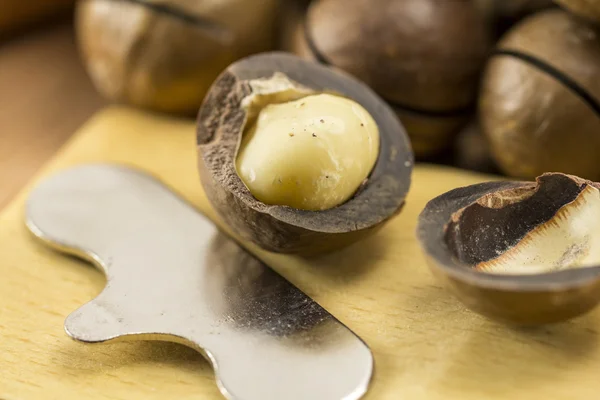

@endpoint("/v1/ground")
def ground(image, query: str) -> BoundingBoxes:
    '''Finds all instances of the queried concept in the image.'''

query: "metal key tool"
[25,164,373,400]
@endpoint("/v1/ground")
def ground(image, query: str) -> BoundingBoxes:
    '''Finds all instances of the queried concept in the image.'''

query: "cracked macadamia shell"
[197,52,413,255]
[417,173,600,325]
[480,9,600,180]
[76,0,278,115]
[294,0,491,158]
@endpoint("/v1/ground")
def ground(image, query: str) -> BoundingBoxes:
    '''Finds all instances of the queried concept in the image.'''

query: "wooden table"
[2,107,600,400]
[0,21,104,209]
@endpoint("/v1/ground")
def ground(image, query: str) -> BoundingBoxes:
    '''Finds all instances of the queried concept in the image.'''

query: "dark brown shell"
[297,0,490,158]
[306,0,490,111]
[555,0,600,24]
[480,9,600,180]
[197,52,413,255]
[417,173,600,325]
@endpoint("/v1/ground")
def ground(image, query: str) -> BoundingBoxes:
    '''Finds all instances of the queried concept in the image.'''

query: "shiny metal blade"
[25,164,373,400]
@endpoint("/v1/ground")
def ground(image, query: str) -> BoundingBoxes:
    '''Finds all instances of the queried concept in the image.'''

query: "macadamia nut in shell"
[480,10,600,180]
[76,0,279,115]
[197,53,413,254]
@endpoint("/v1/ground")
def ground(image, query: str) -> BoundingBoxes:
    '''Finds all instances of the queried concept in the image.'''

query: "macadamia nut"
[236,93,379,211]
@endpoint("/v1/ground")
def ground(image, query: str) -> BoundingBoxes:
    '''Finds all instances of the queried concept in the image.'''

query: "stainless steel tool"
[25,164,374,400]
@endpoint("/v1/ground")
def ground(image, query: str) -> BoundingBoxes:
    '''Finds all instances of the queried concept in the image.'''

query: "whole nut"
[295,0,492,157]
[76,0,279,115]
[480,9,600,180]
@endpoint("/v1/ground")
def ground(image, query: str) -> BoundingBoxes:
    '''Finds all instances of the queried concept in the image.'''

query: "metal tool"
[25,164,373,400]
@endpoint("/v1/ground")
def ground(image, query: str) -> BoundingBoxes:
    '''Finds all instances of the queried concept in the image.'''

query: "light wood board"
[1,107,599,400]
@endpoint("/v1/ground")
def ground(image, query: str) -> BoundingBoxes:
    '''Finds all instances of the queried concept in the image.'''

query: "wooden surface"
[2,107,600,400]
[0,22,104,209]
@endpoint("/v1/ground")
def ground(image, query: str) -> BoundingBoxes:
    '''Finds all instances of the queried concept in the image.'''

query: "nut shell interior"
[446,174,600,274]
[417,173,600,324]
[197,52,413,255]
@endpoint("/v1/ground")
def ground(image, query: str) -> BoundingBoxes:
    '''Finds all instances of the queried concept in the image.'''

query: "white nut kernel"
[236,93,379,211]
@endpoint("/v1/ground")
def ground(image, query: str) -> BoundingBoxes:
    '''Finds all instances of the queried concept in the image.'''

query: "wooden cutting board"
[1,107,599,400]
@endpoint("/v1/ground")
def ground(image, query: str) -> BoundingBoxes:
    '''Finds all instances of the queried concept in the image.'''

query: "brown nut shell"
[76,0,278,115]
[418,173,600,325]
[555,0,600,24]
[197,52,413,255]
[297,0,489,158]
[480,9,600,180]
[305,0,490,111]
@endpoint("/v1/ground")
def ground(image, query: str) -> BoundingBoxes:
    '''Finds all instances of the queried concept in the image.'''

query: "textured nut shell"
[76,0,278,115]
[481,58,600,179]
[306,0,491,112]
[497,9,600,101]
[197,53,413,255]
[555,0,600,24]
[417,175,600,325]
